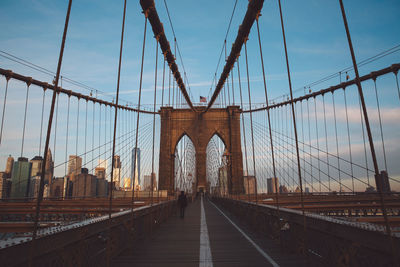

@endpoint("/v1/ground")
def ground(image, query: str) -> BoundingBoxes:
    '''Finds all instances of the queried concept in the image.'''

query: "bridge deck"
[113,197,305,267]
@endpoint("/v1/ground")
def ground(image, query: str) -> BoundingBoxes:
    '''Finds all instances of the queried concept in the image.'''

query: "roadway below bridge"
[113,196,306,267]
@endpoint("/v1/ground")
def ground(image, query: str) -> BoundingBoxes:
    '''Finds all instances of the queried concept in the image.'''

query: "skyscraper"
[5,155,14,178]
[30,156,43,177]
[122,177,132,189]
[68,155,82,176]
[29,156,43,199]
[132,148,141,189]
[267,177,279,194]
[244,175,256,195]
[73,171,97,198]
[45,149,54,184]
[10,157,32,199]
[95,167,106,180]
[0,172,9,199]
[143,173,157,191]
[97,159,108,177]
[112,155,121,189]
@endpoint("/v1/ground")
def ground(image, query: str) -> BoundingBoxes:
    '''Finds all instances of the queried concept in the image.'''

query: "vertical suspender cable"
[338,0,393,258]
[172,38,176,108]
[98,104,102,171]
[132,16,148,212]
[237,57,250,201]
[76,99,80,159]
[322,95,331,191]
[225,40,231,106]
[244,41,258,204]
[84,100,88,166]
[107,1,127,265]
[65,96,70,176]
[313,98,322,192]
[256,16,280,234]
[162,56,166,107]
[358,97,370,185]
[39,89,46,155]
[299,100,306,190]
[21,83,30,157]
[104,103,107,172]
[332,93,342,192]
[285,105,290,189]
[394,71,400,102]
[291,104,296,189]
[343,89,355,192]
[277,0,307,256]
[151,39,159,205]
[92,101,95,172]
[168,66,171,106]
[30,1,72,265]
[0,78,9,145]
[373,79,388,171]
[53,92,60,166]
[306,96,313,192]
[231,65,235,105]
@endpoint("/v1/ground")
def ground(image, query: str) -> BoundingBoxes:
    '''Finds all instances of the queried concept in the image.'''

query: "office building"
[122,177,132,190]
[244,175,256,195]
[73,168,97,198]
[267,177,279,194]
[5,155,14,177]
[132,148,141,189]
[97,178,108,197]
[377,170,391,193]
[45,149,54,184]
[279,185,289,193]
[50,177,64,198]
[30,156,43,177]
[143,173,157,191]
[0,172,11,199]
[95,167,106,180]
[29,176,41,198]
[68,155,82,176]
[10,157,32,199]
[112,155,121,189]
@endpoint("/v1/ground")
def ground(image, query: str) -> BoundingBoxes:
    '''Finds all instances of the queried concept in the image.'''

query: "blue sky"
[0,0,400,191]
[1,0,399,105]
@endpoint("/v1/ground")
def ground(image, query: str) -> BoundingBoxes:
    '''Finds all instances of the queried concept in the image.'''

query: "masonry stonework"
[158,106,244,195]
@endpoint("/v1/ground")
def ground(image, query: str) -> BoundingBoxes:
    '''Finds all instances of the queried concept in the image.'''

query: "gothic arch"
[205,131,228,151]
[173,132,196,154]
[158,106,244,194]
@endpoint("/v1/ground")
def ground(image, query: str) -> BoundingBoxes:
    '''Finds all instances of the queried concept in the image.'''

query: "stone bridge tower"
[158,106,244,195]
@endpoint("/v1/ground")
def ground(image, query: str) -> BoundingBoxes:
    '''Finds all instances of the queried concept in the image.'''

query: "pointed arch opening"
[206,134,228,196]
[174,134,196,193]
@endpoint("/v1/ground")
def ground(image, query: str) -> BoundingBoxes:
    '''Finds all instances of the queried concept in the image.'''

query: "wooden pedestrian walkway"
[113,196,305,267]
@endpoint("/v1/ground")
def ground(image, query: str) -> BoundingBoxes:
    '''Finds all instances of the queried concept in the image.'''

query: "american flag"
[200,96,207,103]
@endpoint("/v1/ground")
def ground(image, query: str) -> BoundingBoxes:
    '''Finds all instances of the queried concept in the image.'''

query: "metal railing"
[0,200,176,266]
[212,197,400,266]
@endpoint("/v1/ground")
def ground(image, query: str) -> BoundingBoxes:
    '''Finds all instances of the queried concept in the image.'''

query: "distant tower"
[5,155,14,178]
[10,157,32,198]
[30,156,43,179]
[132,148,141,189]
[95,167,106,180]
[97,159,108,178]
[68,155,82,176]
[112,155,121,189]
[45,149,54,184]
[267,177,279,194]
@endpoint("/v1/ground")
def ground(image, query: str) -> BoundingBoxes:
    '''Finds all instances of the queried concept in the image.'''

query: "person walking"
[177,191,188,218]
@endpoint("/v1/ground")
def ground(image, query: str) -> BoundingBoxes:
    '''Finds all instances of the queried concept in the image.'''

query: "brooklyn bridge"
[0,0,399,266]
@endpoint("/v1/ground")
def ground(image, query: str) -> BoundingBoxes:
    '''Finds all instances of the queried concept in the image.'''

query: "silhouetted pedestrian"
[177,191,187,218]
